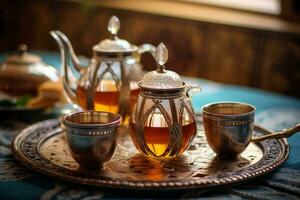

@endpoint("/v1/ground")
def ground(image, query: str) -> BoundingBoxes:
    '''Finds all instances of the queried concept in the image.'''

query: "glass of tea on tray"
[129,43,201,158]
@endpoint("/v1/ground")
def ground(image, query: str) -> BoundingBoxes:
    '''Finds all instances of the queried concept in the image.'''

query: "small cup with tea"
[202,102,255,158]
[63,111,121,169]
[202,102,300,158]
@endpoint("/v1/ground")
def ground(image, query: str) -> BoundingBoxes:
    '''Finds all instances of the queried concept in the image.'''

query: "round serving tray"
[11,117,289,190]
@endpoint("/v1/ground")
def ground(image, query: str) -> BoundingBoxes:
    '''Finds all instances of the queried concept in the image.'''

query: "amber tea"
[77,80,139,113]
[129,112,196,157]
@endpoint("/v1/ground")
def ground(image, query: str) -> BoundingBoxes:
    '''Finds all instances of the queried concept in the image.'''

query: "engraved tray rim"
[11,118,289,190]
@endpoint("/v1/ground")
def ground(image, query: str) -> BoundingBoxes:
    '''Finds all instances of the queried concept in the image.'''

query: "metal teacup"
[63,111,121,169]
[202,102,255,158]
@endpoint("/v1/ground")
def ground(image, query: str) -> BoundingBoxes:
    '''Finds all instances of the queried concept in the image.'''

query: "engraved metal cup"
[202,102,300,158]
[63,111,121,169]
[202,102,255,158]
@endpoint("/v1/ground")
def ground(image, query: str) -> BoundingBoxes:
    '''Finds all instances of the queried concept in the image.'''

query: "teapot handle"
[137,43,156,58]
[185,84,201,99]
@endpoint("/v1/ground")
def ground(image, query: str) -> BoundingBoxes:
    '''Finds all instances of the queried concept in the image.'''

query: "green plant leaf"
[15,95,31,106]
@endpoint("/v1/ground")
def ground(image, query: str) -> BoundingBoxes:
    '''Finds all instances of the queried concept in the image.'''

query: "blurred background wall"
[1,0,300,97]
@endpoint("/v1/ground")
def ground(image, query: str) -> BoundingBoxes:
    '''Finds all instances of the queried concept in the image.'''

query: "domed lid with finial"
[5,44,42,64]
[0,44,58,96]
[93,16,138,54]
[138,43,185,91]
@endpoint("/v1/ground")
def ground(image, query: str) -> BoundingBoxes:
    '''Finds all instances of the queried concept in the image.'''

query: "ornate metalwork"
[132,92,198,157]
[12,115,289,190]
[50,16,155,119]
[131,43,201,158]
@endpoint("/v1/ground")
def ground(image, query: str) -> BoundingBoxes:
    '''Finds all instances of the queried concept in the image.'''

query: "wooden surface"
[72,0,300,34]
[1,0,300,97]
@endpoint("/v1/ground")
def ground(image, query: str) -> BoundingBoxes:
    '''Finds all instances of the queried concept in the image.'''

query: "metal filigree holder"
[85,15,141,117]
[129,43,201,158]
[11,114,289,190]
[87,54,131,120]
[134,91,196,157]
[50,16,155,121]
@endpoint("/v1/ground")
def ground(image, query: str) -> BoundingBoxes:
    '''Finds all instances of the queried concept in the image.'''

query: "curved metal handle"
[185,84,201,99]
[137,43,156,58]
[252,123,300,142]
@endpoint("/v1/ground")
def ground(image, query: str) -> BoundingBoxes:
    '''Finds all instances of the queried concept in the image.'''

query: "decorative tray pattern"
[12,117,289,190]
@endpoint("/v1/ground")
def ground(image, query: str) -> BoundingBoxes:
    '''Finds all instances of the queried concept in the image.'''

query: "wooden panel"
[121,14,204,76]
[260,38,300,96]
[202,27,256,86]
[1,0,300,97]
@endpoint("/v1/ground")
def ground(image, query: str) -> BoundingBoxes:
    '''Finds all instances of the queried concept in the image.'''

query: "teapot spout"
[50,30,83,104]
[51,30,86,72]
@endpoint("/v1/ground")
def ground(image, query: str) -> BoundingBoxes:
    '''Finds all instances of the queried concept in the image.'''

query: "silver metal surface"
[138,43,186,91]
[11,115,289,190]
[93,16,138,54]
[202,102,255,158]
[63,111,121,169]
[50,17,155,120]
[129,43,201,158]
[252,123,300,142]
[202,102,300,158]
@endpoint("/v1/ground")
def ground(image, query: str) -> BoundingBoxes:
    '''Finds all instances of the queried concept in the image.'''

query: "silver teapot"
[51,16,155,120]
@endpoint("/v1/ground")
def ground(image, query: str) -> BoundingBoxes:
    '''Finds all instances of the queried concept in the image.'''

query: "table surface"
[0,52,300,199]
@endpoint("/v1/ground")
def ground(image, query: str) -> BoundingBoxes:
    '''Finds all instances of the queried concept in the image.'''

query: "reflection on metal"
[12,115,289,190]
[130,43,201,158]
[50,16,155,121]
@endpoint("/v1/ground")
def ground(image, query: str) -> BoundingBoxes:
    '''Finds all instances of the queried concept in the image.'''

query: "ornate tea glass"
[129,43,201,158]
[51,16,155,120]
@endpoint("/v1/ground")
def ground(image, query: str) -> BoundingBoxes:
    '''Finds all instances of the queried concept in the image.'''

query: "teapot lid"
[0,44,59,97]
[5,44,42,64]
[93,16,137,54]
[138,43,185,91]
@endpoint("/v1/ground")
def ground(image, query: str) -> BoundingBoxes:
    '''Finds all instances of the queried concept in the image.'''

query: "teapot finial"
[108,16,120,37]
[155,43,168,72]
[18,44,28,56]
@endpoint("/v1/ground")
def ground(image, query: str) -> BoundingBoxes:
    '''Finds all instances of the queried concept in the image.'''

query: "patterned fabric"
[0,146,32,181]
[0,52,300,199]
[40,182,104,200]
[0,120,32,181]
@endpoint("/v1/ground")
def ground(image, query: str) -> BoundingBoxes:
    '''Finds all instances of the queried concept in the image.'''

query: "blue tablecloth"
[0,52,300,199]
